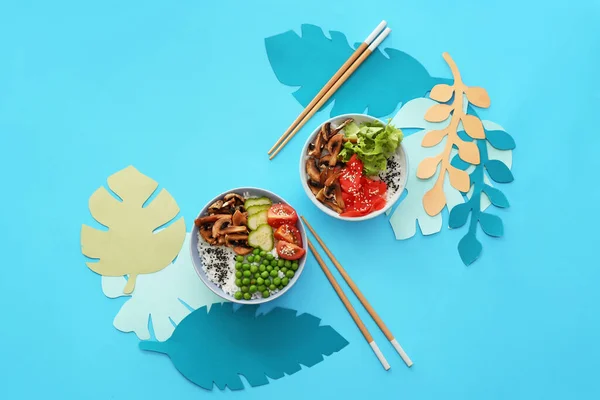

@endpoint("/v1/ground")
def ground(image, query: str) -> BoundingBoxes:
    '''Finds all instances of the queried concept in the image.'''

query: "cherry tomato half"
[267,203,298,227]
[274,224,303,246]
[276,240,306,260]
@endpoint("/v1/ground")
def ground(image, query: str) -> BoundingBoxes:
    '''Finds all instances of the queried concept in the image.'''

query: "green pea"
[260,271,269,279]
[254,272,260,279]
[253,248,260,255]
[235,279,242,286]
[235,262,242,270]
[277,259,284,267]
[273,277,281,286]
[270,260,277,267]
[254,256,261,263]
[257,277,264,285]
[250,265,258,273]
[242,263,250,270]
[251,279,256,285]
[243,270,251,277]
[243,292,252,300]
[281,267,288,273]
[262,259,270,265]
[241,286,249,293]
[234,291,243,300]
[242,278,250,285]
[262,290,270,298]
[263,278,271,286]
[246,255,254,263]
[258,285,266,292]
[286,270,294,278]
[259,265,266,272]
[269,284,276,291]
[249,285,257,293]
[281,277,289,286]
[278,285,284,290]
[267,266,273,272]
[270,270,278,278]
[284,260,291,268]
[235,255,244,262]
[260,250,267,257]
[235,271,242,278]
[291,263,299,271]
[266,254,274,261]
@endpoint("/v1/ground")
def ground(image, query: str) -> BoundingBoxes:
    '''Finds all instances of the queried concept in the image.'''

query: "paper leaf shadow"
[140,303,349,391]
[265,24,448,117]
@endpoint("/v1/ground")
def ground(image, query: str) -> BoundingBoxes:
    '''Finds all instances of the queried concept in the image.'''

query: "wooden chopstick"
[302,217,413,367]
[268,23,391,160]
[307,239,391,371]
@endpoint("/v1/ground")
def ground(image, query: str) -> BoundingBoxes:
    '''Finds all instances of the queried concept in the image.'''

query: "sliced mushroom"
[307,132,324,157]
[306,158,321,182]
[224,193,245,204]
[212,215,232,238]
[308,180,323,196]
[220,226,248,235]
[232,210,247,226]
[332,118,353,135]
[217,236,226,245]
[233,246,253,256]
[315,188,326,202]
[319,154,332,166]
[320,122,332,141]
[199,226,216,245]
[327,133,344,167]
[323,198,344,214]
[333,183,345,209]
[194,214,231,227]
[225,233,249,247]
[207,200,224,214]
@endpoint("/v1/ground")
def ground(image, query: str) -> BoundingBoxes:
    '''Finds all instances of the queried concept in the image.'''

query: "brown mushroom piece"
[332,118,353,135]
[225,233,249,247]
[306,158,321,182]
[326,133,344,167]
[307,180,323,196]
[320,122,332,141]
[319,154,332,166]
[211,215,232,238]
[233,246,253,256]
[207,200,224,214]
[194,214,231,227]
[307,131,324,157]
[220,226,248,235]
[323,199,344,214]
[199,226,217,245]
[224,193,245,204]
[323,171,341,201]
[232,210,247,226]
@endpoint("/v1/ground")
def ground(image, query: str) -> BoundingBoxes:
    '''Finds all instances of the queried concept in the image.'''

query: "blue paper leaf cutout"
[139,303,348,391]
[482,185,510,208]
[449,203,471,229]
[451,154,470,171]
[485,130,516,150]
[485,160,514,183]
[478,212,504,237]
[265,24,449,117]
[457,232,482,266]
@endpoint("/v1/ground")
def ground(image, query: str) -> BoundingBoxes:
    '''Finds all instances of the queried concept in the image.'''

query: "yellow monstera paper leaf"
[81,166,186,294]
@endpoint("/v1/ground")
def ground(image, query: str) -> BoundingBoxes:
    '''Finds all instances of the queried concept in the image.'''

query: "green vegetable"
[242,263,250,270]
[270,270,278,278]
[235,279,242,286]
[247,224,274,250]
[278,285,283,290]
[242,278,250,285]
[270,260,277,267]
[243,292,252,300]
[260,271,269,279]
[339,119,403,176]
[235,271,242,278]
[254,256,261,263]
[262,258,269,265]
[234,291,243,300]
[259,265,266,272]
[266,254,274,261]
[241,286,249,293]
[262,290,270,298]
[252,249,260,255]
[244,197,272,209]
[267,266,273,272]
[250,265,258,273]
[269,284,276,291]
[286,270,294,278]
[277,259,284,267]
[273,277,281,286]
[291,263,299,271]
[284,260,291,268]
[281,267,288,273]
[249,285,257,293]
[257,277,264,285]
[258,285,266,292]
[247,255,254,263]
[251,279,256,285]
[260,250,267,257]
[246,204,271,216]
[254,273,260,279]
[235,262,242,270]
[281,277,289,286]
[243,270,251,277]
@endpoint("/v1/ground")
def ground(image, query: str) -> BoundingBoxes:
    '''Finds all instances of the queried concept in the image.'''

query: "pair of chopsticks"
[268,21,391,160]
[302,217,412,371]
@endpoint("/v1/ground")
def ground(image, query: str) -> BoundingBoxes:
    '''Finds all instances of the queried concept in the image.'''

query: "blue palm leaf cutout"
[449,119,515,265]
[265,24,450,117]
[139,303,349,391]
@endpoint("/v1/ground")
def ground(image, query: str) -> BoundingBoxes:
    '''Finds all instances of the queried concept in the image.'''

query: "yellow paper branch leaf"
[424,104,452,122]
[465,86,491,108]
[418,52,492,216]
[462,115,486,139]
[430,84,454,103]
[81,166,186,295]
[421,129,447,147]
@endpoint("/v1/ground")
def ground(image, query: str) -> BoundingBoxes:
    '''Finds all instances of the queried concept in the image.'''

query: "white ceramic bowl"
[190,187,307,304]
[299,113,409,221]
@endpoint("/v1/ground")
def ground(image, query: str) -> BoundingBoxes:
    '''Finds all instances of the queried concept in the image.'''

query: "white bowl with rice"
[299,113,409,222]
[190,187,307,304]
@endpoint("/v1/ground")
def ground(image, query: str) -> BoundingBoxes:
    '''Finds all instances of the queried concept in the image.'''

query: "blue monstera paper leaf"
[265,24,449,117]
[139,303,349,391]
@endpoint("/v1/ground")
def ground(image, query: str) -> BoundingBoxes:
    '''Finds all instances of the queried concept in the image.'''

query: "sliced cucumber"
[248,224,274,251]
[244,197,272,209]
[247,210,268,230]
[246,204,271,216]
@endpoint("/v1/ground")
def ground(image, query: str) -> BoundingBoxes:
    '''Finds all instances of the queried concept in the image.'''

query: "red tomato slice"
[276,240,306,260]
[267,204,298,227]
[274,224,303,246]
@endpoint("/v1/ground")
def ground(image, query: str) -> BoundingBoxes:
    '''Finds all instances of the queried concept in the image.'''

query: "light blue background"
[1,1,599,399]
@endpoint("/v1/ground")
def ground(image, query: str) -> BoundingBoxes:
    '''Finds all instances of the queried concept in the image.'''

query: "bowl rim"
[299,113,409,222]
[190,186,308,305]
